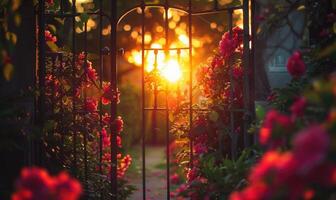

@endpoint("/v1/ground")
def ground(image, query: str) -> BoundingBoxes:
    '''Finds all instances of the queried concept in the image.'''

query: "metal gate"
[35,0,255,199]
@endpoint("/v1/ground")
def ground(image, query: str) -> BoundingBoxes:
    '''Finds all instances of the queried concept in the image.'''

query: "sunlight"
[160,60,182,83]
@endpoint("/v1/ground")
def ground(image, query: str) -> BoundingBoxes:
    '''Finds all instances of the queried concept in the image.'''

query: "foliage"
[230,74,336,200]
[39,1,136,196]
[229,1,336,199]
[170,26,256,199]
[42,41,135,198]
[0,0,21,81]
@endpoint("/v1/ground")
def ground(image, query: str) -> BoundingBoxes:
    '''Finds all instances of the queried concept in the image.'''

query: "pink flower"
[286,51,306,78]
[290,97,307,118]
[194,143,208,155]
[170,173,180,184]
[293,125,329,173]
[219,32,236,58]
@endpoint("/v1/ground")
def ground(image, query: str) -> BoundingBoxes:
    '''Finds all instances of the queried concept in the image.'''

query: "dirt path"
[126,146,168,200]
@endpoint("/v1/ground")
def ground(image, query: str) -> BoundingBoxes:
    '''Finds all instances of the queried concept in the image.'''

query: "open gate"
[35,0,255,199]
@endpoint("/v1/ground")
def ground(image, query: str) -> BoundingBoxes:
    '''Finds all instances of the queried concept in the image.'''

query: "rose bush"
[170,27,258,199]
[42,28,135,199]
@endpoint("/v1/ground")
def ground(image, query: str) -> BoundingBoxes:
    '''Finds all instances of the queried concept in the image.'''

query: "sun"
[161,60,182,83]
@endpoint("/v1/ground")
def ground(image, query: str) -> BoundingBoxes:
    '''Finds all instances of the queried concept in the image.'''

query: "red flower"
[233,66,243,79]
[210,56,224,68]
[84,98,98,112]
[293,125,329,173]
[230,182,269,200]
[290,97,307,118]
[45,30,57,43]
[100,128,110,148]
[86,63,97,81]
[194,143,208,155]
[286,51,306,78]
[259,110,292,147]
[53,172,82,200]
[102,113,111,125]
[102,82,120,105]
[113,116,124,133]
[12,168,81,200]
[46,0,54,5]
[13,168,53,200]
[187,167,199,182]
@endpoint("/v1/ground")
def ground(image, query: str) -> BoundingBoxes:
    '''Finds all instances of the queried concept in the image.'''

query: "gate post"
[110,0,118,199]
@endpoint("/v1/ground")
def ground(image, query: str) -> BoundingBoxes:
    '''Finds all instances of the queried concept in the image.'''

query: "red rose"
[290,97,307,118]
[286,51,306,78]
[84,98,98,113]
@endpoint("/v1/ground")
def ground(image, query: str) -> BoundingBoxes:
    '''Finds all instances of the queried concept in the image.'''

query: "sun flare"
[161,60,182,83]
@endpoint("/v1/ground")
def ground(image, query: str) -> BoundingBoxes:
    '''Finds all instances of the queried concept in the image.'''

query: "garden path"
[126,146,168,200]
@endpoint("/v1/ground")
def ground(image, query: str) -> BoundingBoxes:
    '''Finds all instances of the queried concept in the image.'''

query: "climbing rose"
[219,32,236,58]
[114,116,124,133]
[100,128,110,148]
[102,82,120,105]
[86,63,97,81]
[84,98,98,112]
[45,30,57,43]
[287,51,306,78]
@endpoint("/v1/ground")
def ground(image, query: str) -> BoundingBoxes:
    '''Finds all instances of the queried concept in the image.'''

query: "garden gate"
[35,0,255,199]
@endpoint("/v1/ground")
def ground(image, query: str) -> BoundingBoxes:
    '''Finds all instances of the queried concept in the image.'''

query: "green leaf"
[47,41,58,52]
[3,63,14,81]
[255,104,266,120]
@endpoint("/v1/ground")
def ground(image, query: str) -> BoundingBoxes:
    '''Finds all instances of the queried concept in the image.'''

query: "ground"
[126,146,168,200]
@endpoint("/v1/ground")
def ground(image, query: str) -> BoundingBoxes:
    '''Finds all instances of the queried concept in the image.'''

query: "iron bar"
[250,0,257,145]
[37,0,46,126]
[141,1,146,199]
[228,9,237,160]
[164,1,171,198]
[188,0,194,170]
[110,0,118,199]
[98,0,104,199]
[152,50,158,145]
[83,21,89,191]
[117,4,243,24]
[144,47,189,51]
[71,0,77,177]
[242,0,251,148]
